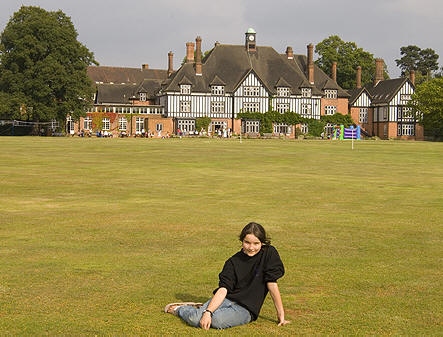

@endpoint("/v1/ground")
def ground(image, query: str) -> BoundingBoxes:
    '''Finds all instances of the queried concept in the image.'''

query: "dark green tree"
[395,45,440,80]
[408,77,443,139]
[0,6,97,122]
[315,35,386,90]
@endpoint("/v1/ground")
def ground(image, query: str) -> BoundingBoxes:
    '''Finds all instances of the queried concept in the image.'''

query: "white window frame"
[139,93,147,101]
[84,116,92,130]
[301,104,311,117]
[211,86,225,95]
[118,117,127,131]
[359,108,368,123]
[243,120,260,133]
[177,119,195,132]
[243,86,260,96]
[180,100,191,113]
[180,85,191,94]
[301,88,312,97]
[135,117,144,133]
[277,87,290,97]
[211,101,225,113]
[276,103,289,114]
[243,102,260,112]
[102,118,110,130]
[398,124,415,136]
[156,123,163,132]
[301,123,309,134]
[325,89,337,99]
[273,123,291,134]
[325,105,337,116]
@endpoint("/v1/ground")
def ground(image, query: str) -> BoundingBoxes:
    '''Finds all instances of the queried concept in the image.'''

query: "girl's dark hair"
[239,222,271,245]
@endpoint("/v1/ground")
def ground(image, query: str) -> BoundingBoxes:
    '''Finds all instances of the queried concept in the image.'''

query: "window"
[273,123,290,134]
[325,89,337,99]
[177,119,195,132]
[324,123,334,137]
[244,86,260,96]
[400,94,411,103]
[398,107,414,121]
[276,103,289,114]
[301,104,311,117]
[210,121,227,133]
[156,123,163,132]
[84,117,92,130]
[180,100,191,113]
[383,107,388,120]
[135,117,144,133]
[180,85,191,94]
[211,101,225,113]
[398,124,415,136]
[277,87,290,97]
[359,108,368,123]
[301,88,311,97]
[139,93,147,101]
[211,86,225,95]
[243,102,260,112]
[301,123,308,134]
[325,105,337,115]
[118,117,127,131]
[102,118,110,130]
[243,120,260,133]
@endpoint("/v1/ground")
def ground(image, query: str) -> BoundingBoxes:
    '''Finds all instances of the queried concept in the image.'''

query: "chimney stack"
[195,36,202,76]
[332,61,337,83]
[374,58,384,85]
[286,46,293,60]
[307,44,314,84]
[356,66,362,89]
[168,51,174,77]
[410,70,415,86]
[142,64,149,70]
[186,42,195,63]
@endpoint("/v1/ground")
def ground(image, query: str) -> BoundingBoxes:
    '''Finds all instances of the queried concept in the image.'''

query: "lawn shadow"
[257,315,277,324]
[174,293,209,303]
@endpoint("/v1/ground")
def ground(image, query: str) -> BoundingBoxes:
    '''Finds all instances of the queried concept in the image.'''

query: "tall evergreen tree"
[0,6,97,122]
[396,45,439,80]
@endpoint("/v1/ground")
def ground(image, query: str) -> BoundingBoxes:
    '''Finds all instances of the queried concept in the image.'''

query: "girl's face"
[242,233,263,256]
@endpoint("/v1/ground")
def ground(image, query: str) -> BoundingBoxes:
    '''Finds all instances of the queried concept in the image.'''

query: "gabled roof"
[136,79,164,98]
[95,83,137,104]
[162,44,347,97]
[178,75,193,86]
[347,87,372,105]
[275,77,291,88]
[87,66,168,84]
[366,78,410,104]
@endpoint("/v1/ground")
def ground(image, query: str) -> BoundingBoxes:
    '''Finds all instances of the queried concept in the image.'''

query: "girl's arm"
[267,282,290,326]
[199,287,228,330]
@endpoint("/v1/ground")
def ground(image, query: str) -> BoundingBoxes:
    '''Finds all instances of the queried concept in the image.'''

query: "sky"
[1,0,442,78]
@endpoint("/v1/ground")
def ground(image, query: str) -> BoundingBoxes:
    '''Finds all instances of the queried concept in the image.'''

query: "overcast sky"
[1,0,442,78]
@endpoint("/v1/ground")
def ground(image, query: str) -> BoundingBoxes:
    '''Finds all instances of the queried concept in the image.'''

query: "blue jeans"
[177,298,252,329]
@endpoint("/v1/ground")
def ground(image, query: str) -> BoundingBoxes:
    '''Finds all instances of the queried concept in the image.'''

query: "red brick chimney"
[307,44,314,84]
[356,66,362,89]
[168,51,173,77]
[331,61,337,83]
[142,64,149,70]
[410,70,415,86]
[195,36,202,76]
[286,46,293,60]
[186,42,194,63]
[374,58,384,85]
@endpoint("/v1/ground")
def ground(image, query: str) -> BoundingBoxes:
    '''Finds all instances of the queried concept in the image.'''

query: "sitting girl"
[165,222,290,330]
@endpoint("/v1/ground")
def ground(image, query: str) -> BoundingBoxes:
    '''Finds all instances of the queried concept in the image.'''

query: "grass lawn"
[0,137,442,336]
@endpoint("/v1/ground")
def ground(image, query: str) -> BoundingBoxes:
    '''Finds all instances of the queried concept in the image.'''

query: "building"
[71,29,351,137]
[348,61,423,140]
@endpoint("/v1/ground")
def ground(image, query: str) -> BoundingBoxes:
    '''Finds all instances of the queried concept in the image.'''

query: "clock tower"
[245,28,256,51]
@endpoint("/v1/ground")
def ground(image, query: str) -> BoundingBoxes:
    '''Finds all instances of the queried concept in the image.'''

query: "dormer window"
[139,92,147,101]
[277,87,290,97]
[211,85,225,95]
[301,88,311,97]
[324,89,337,99]
[180,85,191,94]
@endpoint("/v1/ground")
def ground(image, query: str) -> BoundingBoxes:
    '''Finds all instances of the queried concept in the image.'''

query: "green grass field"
[0,137,442,336]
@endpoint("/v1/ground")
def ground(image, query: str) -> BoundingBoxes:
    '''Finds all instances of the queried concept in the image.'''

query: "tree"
[315,35,386,90]
[0,6,97,122]
[395,45,440,80]
[408,77,443,139]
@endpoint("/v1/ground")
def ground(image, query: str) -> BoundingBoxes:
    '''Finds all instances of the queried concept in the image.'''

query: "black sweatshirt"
[214,245,285,321]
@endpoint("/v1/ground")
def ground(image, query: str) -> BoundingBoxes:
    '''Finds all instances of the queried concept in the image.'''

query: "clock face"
[248,35,255,41]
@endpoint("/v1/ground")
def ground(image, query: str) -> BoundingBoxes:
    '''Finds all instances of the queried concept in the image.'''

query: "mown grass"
[0,137,442,336]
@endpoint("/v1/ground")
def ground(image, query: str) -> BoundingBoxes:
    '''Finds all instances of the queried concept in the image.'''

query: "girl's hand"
[278,318,290,326]
[199,311,212,330]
